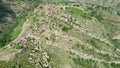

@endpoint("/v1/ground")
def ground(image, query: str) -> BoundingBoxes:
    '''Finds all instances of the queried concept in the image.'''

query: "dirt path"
[0,18,29,61]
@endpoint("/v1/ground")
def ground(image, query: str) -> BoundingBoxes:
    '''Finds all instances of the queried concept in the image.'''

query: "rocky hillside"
[0,0,41,46]
[0,1,120,68]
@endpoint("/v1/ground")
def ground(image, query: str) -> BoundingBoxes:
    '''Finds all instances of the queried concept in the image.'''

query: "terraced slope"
[0,2,120,68]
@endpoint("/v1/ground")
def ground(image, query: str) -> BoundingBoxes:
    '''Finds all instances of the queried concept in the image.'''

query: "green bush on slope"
[65,7,92,19]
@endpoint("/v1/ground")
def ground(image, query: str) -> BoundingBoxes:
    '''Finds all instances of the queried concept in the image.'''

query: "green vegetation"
[116,3,120,16]
[0,1,120,68]
[15,45,23,49]
[51,18,59,24]
[73,56,120,68]
[73,57,96,68]
[0,54,34,68]
[0,2,15,47]
[71,39,119,62]
[87,38,114,52]
[65,7,92,19]
[65,6,103,22]
[103,20,120,48]
[87,6,103,22]
[111,63,120,68]
[112,39,120,48]
[10,13,27,41]
[46,47,67,68]
[117,11,120,16]
[62,26,72,32]
[47,51,64,67]
[0,0,41,47]
[87,39,100,49]
[30,16,39,25]
[90,10,103,22]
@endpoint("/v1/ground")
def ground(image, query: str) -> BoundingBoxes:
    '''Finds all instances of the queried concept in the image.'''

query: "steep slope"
[0,0,42,47]
[0,2,120,68]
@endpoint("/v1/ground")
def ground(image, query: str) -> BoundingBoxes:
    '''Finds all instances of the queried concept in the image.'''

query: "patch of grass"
[0,13,27,47]
[62,26,72,32]
[68,29,83,39]
[0,13,38,47]
[103,21,120,48]
[51,18,59,24]
[117,11,120,16]
[0,1,41,47]
[87,39,98,48]
[73,56,96,68]
[0,48,33,68]
[65,7,92,19]
[0,53,34,68]
[72,56,113,68]
[110,39,120,48]
[10,13,27,41]
[86,38,111,51]
[15,45,23,49]
[45,45,74,68]
[87,5,104,22]
[30,16,38,25]
[46,48,65,67]
[110,63,120,68]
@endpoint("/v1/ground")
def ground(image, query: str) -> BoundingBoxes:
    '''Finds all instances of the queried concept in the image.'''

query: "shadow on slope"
[0,2,15,22]
[0,1,16,47]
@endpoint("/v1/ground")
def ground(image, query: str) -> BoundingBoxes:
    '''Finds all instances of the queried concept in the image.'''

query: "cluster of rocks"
[11,36,52,68]
[60,14,84,29]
